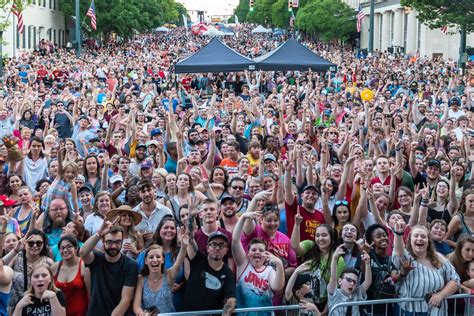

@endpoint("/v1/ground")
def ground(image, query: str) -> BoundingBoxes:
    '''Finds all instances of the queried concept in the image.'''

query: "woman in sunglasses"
[52,236,90,316]
[4,229,53,313]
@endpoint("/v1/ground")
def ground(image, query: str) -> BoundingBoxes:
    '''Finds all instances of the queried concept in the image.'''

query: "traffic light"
[250,0,254,12]
[288,0,293,11]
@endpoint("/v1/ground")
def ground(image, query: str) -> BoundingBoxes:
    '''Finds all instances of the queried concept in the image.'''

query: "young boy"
[285,262,320,315]
[429,219,453,255]
[327,245,372,316]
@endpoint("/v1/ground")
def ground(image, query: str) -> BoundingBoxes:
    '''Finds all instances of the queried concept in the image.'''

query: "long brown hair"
[457,189,474,215]
[448,235,474,281]
[92,191,115,215]
[406,225,442,268]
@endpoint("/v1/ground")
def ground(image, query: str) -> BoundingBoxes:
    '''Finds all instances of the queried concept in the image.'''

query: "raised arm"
[283,160,295,205]
[186,196,200,260]
[327,245,345,295]
[232,212,253,267]
[290,211,306,257]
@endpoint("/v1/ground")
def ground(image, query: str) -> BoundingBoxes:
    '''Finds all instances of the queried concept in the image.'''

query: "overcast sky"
[177,0,239,16]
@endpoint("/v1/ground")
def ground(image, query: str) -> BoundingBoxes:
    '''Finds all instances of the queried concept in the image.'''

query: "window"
[33,27,37,49]
[53,29,56,45]
[28,26,32,49]
[16,29,20,49]
[48,28,52,41]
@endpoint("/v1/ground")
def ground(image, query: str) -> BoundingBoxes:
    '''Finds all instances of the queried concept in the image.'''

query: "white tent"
[251,25,271,34]
[203,26,225,37]
[155,26,170,32]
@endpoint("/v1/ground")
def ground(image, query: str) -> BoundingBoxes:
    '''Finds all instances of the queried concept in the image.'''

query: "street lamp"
[75,0,81,57]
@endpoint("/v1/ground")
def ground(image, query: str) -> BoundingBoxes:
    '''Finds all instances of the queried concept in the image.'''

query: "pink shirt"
[241,225,297,268]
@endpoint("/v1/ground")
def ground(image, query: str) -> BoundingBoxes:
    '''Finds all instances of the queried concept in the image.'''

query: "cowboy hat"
[106,205,142,225]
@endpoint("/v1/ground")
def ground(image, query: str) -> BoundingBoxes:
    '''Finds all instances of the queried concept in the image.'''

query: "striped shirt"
[392,250,460,316]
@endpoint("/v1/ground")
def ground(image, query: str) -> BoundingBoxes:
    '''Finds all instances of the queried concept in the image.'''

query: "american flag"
[440,25,448,34]
[12,1,24,34]
[357,5,365,33]
[87,0,97,30]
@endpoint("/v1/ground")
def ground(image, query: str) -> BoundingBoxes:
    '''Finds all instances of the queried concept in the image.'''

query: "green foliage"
[401,0,474,32]
[233,0,250,23]
[58,0,187,38]
[271,0,290,29]
[296,0,356,42]
[247,0,276,26]
[0,0,33,31]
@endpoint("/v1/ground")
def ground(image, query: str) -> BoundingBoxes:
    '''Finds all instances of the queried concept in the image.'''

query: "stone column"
[406,9,417,53]
[373,13,381,51]
[393,8,403,47]
[381,11,391,51]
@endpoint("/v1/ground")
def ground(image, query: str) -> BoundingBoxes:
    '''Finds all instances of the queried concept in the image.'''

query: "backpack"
[368,255,398,299]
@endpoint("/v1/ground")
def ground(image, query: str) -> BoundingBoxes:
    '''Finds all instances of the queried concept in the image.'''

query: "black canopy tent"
[254,38,336,72]
[175,38,255,73]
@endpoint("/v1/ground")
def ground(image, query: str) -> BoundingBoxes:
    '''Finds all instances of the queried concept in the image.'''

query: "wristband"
[393,231,404,236]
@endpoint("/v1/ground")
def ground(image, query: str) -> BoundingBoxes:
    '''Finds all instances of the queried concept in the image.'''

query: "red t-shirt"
[285,197,325,242]
[371,174,402,209]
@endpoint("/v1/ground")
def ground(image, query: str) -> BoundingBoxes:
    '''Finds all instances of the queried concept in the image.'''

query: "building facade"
[1,0,66,57]
[344,0,473,60]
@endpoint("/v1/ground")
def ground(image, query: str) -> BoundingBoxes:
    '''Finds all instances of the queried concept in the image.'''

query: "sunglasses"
[232,186,244,190]
[335,200,349,206]
[208,242,227,249]
[27,241,44,248]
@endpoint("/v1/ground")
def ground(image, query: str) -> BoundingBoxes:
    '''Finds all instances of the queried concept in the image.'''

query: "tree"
[233,0,250,23]
[271,0,290,29]
[401,0,474,32]
[0,0,33,32]
[296,0,356,42]
[247,0,276,26]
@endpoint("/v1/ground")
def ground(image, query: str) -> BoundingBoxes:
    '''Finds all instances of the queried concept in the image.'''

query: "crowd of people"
[0,24,473,316]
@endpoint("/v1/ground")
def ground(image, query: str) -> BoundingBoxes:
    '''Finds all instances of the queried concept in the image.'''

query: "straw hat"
[106,205,142,225]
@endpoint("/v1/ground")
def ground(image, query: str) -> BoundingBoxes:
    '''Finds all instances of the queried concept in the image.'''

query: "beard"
[104,247,120,257]
[52,218,66,228]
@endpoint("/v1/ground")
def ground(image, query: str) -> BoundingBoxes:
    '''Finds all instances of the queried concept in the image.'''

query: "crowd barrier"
[160,294,474,315]
[160,304,301,315]
[329,293,473,316]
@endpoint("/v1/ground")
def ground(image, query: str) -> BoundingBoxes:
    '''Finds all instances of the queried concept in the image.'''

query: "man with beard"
[218,194,238,233]
[36,198,76,247]
[133,179,172,246]
[80,219,138,316]
[181,133,216,180]
[184,202,236,315]
[129,143,147,176]
[183,128,200,155]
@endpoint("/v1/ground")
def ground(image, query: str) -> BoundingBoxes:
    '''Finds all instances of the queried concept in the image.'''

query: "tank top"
[236,263,274,315]
[13,207,32,236]
[0,291,9,316]
[54,260,88,316]
[142,275,175,313]
[459,213,474,237]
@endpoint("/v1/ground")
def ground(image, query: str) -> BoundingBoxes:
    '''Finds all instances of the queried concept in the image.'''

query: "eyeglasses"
[208,242,227,249]
[59,244,75,251]
[27,241,44,248]
[231,186,244,191]
[344,277,358,285]
[329,131,338,135]
[335,200,349,206]
[104,240,123,246]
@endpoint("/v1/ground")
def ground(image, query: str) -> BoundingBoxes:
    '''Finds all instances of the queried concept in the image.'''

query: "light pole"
[368,0,375,54]
[75,0,81,57]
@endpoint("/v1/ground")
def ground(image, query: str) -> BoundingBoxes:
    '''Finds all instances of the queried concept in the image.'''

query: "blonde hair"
[26,264,59,295]
[60,161,79,179]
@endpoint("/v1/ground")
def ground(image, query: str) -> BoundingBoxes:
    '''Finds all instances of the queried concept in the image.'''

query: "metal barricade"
[160,304,301,315]
[329,293,474,316]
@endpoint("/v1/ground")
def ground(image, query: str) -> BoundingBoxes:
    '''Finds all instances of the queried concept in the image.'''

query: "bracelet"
[393,231,404,236]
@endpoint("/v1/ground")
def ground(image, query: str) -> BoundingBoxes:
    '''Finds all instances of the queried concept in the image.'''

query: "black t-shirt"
[53,113,72,139]
[19,290,66,316]
[85,251,138,316]
[183,251,236,311]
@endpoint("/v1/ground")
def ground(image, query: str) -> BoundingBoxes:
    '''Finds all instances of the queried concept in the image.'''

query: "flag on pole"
[289,10,295,28]
[235,15,239,25]
[356,5,365,33]
[12,1,24,34]
[440,25,448,34]
[182,13,187,27]
[87,0,97,30]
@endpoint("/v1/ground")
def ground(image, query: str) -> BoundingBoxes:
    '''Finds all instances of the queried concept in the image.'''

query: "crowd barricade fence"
[160,304,301,315]
[329,293,474,316]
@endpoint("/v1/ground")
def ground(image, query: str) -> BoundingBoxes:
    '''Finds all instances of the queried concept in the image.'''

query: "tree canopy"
[296,0,356,42]
[58,0,186,38]
[401,0,474,32]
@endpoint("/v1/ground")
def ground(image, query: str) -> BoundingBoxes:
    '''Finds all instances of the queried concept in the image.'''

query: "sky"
[177,0,239,16]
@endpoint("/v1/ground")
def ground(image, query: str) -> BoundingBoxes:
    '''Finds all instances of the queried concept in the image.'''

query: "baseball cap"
[150,128,162,137]
[136,143,147,150]
[141,159,154,169]
[78,185,93,194]
[207,231,229,244]
[220,193,235,204]
[427,159,441,169]
[0,195,17,207]
[88,147,99,155]
[146,140,159,147]
[76,175,86,183]
[110,174,124,184]
[302,185,321,194]
[264,153,276,162]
